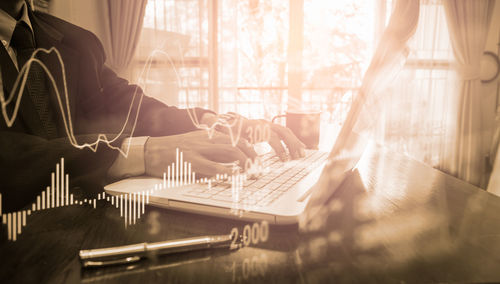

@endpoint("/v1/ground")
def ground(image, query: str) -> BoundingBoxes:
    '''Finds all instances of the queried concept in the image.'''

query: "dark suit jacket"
[0,7,212,212]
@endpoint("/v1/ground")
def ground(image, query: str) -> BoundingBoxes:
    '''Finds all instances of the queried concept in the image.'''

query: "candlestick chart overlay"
[0,147,253,241]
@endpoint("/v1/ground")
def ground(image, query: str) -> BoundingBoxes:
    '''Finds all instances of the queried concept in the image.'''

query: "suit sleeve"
[87,32,215,138]
[0,132,123,212]
[99,67,214,137]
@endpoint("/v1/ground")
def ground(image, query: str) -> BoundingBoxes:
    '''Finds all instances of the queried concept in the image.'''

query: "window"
[133,0,210,109]
[132,0,383,122]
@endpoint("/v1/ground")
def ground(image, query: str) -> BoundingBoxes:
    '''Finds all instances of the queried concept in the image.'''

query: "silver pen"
[79,234,235,268]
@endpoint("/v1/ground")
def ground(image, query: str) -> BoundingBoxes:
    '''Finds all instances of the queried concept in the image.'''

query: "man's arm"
[98,66,214,137]
[108,113,217,180]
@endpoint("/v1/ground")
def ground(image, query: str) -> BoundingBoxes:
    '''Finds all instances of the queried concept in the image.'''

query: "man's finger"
[271,124,305,159]
[267,131,288,161]
[208,132,257,161]
[236,138,258,161]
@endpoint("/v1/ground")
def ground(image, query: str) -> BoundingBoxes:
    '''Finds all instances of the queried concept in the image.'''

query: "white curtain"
[100,0,148,78]
[373,1,458,178]
[366,0,495,188]
[336,0,420,155]
[443,0,495,186]
[327,0,419,188]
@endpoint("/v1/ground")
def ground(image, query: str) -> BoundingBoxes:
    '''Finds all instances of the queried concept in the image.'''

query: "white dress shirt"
[0,2,33,69]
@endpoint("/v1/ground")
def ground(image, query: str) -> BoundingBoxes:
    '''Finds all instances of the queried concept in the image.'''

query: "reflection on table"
[1,144,500,283]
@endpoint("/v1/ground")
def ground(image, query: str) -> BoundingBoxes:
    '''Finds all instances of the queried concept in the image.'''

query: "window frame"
[134,0,388,118]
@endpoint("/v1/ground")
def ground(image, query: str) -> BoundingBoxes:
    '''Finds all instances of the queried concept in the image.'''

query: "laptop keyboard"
[183,150,329,207]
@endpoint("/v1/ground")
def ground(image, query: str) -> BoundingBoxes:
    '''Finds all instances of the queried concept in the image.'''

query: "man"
[0,0,305,212]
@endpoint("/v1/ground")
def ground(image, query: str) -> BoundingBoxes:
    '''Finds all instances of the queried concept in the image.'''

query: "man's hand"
[210,113,306,161]
[144,130,257,178]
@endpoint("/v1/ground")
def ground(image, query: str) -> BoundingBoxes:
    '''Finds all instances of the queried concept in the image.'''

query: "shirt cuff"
[107,136,149,179]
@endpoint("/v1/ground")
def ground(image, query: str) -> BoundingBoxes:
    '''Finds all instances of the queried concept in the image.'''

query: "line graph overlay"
[0,46,251,158]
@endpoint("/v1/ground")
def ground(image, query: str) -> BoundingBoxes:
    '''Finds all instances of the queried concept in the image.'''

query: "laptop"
[105,144,330,224]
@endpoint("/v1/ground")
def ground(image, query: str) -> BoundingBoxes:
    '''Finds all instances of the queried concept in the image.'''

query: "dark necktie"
[10,21,57,139]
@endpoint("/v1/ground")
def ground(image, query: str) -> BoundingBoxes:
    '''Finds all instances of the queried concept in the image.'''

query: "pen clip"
[82,256,142,268]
